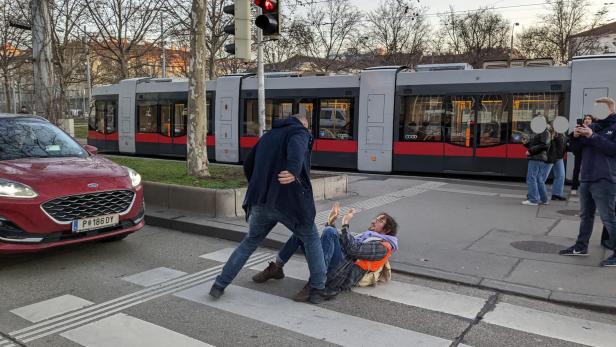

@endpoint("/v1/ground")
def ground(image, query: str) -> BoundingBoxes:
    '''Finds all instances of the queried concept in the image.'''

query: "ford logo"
[87,183,99,189]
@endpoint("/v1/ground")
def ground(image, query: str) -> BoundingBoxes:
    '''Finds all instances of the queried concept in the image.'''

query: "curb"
[145,213,616,313]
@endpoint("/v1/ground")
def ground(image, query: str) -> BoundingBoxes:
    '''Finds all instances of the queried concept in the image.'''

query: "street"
[2,222,616,347]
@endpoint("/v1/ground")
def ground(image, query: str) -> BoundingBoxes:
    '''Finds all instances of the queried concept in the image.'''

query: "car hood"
[0,156,132,196]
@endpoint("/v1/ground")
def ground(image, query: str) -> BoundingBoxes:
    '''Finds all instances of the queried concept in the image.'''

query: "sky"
[296,0,616,31]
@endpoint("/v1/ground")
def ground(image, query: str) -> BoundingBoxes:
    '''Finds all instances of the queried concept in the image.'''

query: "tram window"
[477,95,508,147]
[244,99,258,136]
[105,101,117,134]
[174,102,189,137]
[399,96,443,142]
[94,101,105,134]
[298,100,314,131]
[318,99,353,140]
[137,102,159,133]
[88,103,97,131]
[446,96,475,147]
[160,104,172,137]
[511,93,563,143]
[206,97,213,135]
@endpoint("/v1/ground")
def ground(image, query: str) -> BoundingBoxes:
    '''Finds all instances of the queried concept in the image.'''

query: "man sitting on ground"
[252,202,398,304]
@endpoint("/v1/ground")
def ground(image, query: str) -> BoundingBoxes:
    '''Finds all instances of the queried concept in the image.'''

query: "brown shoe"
[292,283,311,302]
[252,261,284,283]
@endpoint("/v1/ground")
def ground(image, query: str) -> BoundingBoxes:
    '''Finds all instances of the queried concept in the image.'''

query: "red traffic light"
[254,0,276,11]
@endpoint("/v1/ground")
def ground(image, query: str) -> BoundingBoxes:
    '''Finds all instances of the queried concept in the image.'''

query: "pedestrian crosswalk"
[4,247,616,347]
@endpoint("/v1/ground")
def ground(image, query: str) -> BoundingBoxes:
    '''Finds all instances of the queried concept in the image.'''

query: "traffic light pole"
[257,8,265,137]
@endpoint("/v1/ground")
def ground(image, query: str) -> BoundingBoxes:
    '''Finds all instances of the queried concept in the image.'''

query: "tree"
[0,0,30,113]
[301,0,361,72]
[262,20,313,71]
[516,27,555,59]
[366,0,430,66]
[540,0,607,63]
[440,8,510,67]
[49,0,89,120]
[85,0,166,82]
[32,0,58,122]
[187,0,210,178]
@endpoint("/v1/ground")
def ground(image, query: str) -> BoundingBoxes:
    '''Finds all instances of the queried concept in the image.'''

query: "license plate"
[71,214,119,233]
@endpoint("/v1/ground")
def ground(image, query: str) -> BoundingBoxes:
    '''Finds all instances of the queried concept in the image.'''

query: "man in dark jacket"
[210,114,336,302]
[559,97,616,267]
[522,119,551,206]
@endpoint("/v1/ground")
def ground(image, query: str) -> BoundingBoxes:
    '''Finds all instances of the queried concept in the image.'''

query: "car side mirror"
[83,144,98,155]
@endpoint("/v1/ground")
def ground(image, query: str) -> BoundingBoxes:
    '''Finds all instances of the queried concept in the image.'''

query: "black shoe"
[551,195,567,201]
[558,245,588,256]
[209,283,225,299]
[308,287,338,304]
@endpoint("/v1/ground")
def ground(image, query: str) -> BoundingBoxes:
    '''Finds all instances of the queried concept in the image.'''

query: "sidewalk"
[145,173,616,311]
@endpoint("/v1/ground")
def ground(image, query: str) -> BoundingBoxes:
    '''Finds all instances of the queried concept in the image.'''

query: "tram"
[88,55,616,177]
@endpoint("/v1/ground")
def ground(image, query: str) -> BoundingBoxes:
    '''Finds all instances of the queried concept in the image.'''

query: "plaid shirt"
[326,225,388,291]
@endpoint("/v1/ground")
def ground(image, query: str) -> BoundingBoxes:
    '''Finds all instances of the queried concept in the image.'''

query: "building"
[569,21,616,56]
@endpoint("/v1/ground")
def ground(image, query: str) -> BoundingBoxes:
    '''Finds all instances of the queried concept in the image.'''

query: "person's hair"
[583,114,594,122]
[290,113,308,124]
[378,212,398,236]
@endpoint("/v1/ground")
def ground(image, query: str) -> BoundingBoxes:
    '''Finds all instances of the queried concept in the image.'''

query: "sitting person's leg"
[252,234,303,283]
[321,226,344,272]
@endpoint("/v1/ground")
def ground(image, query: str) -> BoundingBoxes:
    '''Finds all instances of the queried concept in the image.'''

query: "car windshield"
[0,118,88,160]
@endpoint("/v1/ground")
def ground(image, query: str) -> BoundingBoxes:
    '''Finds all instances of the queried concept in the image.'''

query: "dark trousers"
[571,153,582,190]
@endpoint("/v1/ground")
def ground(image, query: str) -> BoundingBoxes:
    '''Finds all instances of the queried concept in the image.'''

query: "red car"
[0,114,144,253]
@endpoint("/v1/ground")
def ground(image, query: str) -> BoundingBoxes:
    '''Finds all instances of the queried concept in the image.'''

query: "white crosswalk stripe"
[175,281,466,347]
[60,313,214,347]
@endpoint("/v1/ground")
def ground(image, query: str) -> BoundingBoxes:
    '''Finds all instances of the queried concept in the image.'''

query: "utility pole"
[32,0,56,121]
[257,8,265,137]
[161,13,167,78]
[510,22,519,61]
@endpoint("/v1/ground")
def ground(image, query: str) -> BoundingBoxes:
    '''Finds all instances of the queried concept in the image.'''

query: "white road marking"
[484,303,616,347]
[10,252,273,343]
[10,295,94,323]
[122,267,187,287]
[175,282,459,347]
[61,313,213,347]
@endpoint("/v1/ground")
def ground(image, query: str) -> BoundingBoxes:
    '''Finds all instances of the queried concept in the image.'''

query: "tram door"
[444,95,508,174]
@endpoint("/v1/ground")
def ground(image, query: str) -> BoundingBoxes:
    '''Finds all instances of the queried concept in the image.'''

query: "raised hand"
[342,208,356,226]
[327,202,340,226]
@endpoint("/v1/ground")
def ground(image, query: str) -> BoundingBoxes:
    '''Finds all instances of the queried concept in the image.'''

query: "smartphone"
[576,118,583,126]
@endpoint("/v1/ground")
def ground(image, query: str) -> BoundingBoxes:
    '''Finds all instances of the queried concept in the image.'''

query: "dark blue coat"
[570,113,616,183]
[242,117,315,226]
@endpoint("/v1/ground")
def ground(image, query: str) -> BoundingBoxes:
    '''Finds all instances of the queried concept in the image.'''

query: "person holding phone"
[570,115,594,194]
[559,97,616,267]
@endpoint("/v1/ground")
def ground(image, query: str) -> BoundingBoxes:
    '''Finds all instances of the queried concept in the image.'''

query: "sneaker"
[540,201,549,205]
[571,190,577,195]
[292,283,311,302]
[600,256,616,267]
[252,261,284,283]
[308,287,339,304]
[558,245,588,256]
[551,195,567,201]
[522,200,538,206]
[209,283,225,299]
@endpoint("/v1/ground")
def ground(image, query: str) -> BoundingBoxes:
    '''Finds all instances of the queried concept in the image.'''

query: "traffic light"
[254,0,281,36]
[223,0,251,60]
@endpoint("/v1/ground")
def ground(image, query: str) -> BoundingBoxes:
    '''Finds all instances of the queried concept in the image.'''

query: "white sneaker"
[522,200,538,206]
[571,190,577,195]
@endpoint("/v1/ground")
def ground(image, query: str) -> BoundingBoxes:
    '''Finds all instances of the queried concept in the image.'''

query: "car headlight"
[124,167,142,188]
[0,179,38,199]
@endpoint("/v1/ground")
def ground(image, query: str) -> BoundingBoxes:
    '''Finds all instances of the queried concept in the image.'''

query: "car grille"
[42,190,135,222]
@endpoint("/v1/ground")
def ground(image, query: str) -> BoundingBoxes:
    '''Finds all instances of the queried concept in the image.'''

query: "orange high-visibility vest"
[355,241,393,272]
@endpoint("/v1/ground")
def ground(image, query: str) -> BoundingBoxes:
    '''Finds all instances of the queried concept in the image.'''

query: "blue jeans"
[550,159,565,197]
[527,160,551,203]
[277,226,345,272]
[575,181,616,251]
[214,205,327,289]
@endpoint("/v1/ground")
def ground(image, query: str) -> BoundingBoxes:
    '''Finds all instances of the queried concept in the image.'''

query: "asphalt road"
[1,225,615,347]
